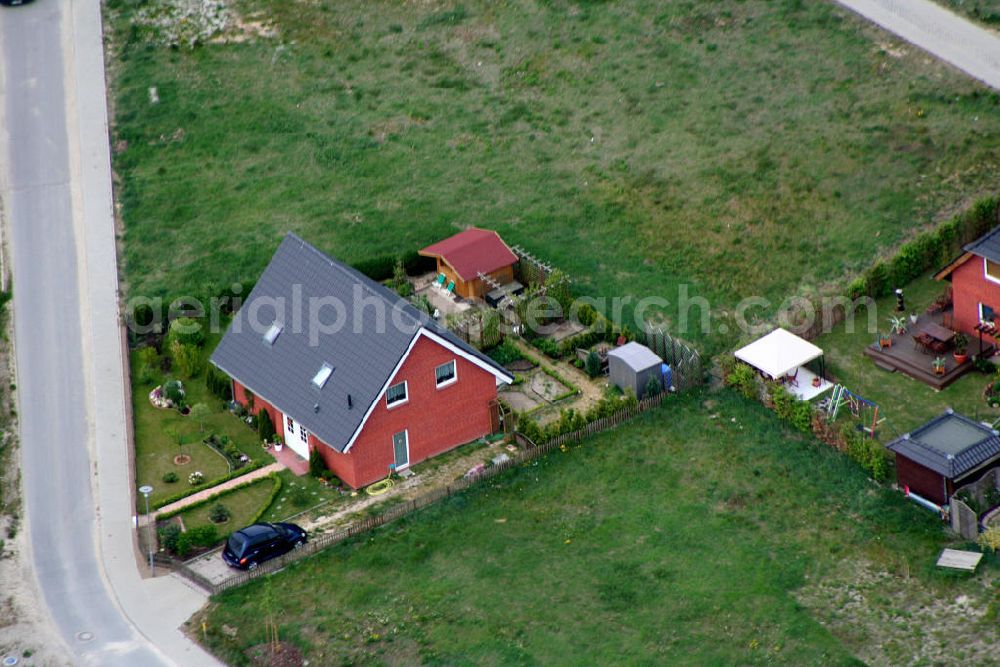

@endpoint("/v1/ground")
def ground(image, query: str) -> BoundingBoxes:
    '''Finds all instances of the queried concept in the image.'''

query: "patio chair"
[435,273,446,287]
[446,280,456,295]
[785,368,799,387]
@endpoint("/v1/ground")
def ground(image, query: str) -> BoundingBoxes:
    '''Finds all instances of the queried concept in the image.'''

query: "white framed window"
[980,302,996,324]
[299,425,309,443]
[386,381,408,408]
[986,258,1000,285]
[286,416,294,431]
[435,360,457,387]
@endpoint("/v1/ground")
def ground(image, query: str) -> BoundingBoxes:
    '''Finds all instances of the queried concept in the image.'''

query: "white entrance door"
[283,415,309,460]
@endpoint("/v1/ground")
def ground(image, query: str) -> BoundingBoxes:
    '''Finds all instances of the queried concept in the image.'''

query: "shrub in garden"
[162,471,179,484]
[205,367,234,401]
[170,340,204,379]
[585,350,602,378]
[486,338,524,366]
[175,532,193,558]
[209,503,232,524]
[517,416,545,444]
[158,524,182,552]
[166,317,206,348]
[725,363,758,400]
[309,447,326,478]
[163,379,185,405]
[257,409,275,443]
[188,525,219,548]
[979,527,1000,554]
[644,374,662,398]
[844,428,889,481]
[530,337,560,359]
[135,347,159,385]
[188,471,205,486]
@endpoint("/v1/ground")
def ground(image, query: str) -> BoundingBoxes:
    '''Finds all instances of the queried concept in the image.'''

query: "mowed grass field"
[107,0,1000,348]
[196,392,995,665]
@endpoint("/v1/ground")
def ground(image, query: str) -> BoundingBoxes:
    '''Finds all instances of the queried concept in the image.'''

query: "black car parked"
[222,522,307,570]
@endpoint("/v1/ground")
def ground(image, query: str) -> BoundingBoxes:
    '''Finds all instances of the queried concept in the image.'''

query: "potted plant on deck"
[878,331,892,349]
[932,357,947,376]
[910,311,919,326]
[273,436,284,453]
[889,315,908,336]
[953,333,969,364]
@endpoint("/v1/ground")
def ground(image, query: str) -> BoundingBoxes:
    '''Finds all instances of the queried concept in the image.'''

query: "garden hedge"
[151,458,269,511]
[157,473,281,521]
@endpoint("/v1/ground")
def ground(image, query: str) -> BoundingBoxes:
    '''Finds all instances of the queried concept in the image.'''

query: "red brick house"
[935,225,1000,348]
[418,228,518,299]
[210,233,513,488]
[886,410,1000,505]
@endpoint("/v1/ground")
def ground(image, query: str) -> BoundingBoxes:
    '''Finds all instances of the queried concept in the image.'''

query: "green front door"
[393,431,409,469]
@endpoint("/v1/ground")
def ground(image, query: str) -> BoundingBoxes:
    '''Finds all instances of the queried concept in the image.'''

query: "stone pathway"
[150,462,284,520]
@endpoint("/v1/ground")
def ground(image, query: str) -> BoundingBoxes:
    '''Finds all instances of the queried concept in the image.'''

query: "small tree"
[309,447,326,478]
[170,340,203,379]
[165,427,184,452]
[258,409,275,443]
[644,374,662,399]
[585,350,602,378]
[189,403,211,432]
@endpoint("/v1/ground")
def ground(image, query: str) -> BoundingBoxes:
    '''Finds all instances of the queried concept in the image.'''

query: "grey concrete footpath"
[836,0,1000,90]
[65,1,222,665]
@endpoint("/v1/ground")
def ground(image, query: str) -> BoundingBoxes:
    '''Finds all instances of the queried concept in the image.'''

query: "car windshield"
[227,532,249,555]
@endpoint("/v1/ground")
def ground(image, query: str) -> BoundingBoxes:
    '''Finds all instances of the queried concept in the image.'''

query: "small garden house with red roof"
[419,227,518,299]
[210,233,514,489]
[886,410,1000,505]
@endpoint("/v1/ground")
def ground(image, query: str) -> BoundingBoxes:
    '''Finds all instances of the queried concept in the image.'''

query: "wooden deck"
[863,313,976,390]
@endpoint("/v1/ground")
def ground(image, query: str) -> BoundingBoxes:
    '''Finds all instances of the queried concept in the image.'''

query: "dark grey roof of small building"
[607,342,662,372]
[886,410,1000,478]
[964,225,1000,264]
[210,233,512,452]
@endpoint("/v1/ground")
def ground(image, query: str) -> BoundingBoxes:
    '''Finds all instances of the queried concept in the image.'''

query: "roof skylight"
[264,323,283,345]
[312,363,334,389]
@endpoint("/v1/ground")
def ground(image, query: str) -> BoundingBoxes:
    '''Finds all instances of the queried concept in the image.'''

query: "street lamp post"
[139,485,154,575]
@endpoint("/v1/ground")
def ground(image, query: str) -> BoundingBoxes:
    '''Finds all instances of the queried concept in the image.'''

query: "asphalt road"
[0,2,211,665]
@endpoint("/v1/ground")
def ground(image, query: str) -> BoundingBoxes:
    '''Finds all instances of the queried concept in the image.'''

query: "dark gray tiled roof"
[210,233,512,452]
[964,226,1000,264]
[886,410,1000,478]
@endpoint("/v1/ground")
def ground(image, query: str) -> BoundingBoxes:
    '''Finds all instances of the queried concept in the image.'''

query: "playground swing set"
[822,384,885,439]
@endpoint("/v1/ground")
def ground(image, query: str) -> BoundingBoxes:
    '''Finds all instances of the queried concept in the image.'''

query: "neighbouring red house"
[936,225,1000,350]
[418,227,518,299]
[886,410,1000,505]
[210,233,513,488]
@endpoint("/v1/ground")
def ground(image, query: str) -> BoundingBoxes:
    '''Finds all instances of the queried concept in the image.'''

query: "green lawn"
[259,471,343,524]
[132,332,273,508]
[816,272,1000,434]
[172,475,279,535]
[196,392,993,665]
[106,0,1000,350]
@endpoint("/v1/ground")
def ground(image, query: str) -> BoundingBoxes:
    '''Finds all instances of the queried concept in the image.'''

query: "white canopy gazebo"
[734,328,832,400]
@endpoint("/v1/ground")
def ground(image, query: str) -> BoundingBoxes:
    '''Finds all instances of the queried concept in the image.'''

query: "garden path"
[148,462,284,521]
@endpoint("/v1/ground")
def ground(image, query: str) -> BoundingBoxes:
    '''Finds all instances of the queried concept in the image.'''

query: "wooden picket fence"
[168,391,668,595]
